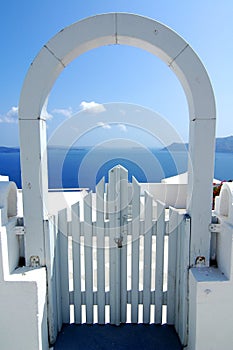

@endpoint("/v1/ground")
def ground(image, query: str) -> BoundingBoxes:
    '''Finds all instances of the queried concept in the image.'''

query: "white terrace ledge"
[188,181,233,350]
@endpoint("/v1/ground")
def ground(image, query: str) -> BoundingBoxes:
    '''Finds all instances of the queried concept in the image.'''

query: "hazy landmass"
[1,136,233,153]
[163,136,233,153]
[215,136,233,153]
[0,146,20,153]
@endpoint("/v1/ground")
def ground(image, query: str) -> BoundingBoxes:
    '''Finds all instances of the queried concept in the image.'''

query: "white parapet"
[0,175,9,182]
[0,181,17,226]
[0,267,48,350]
[188,182,233,350]
[140,183,187,209]
[188,268,233,350]
[214,182,233,224]
[0,182,49,350]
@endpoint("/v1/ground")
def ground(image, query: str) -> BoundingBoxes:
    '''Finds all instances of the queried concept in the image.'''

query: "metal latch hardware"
[209,223,221,233]
[14,226,25,235]
[114,238,123,248]
[30,256,40,267]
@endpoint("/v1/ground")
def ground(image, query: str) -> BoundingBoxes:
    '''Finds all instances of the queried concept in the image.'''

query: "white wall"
[0,226,49,350]
[188,182,233,349]
[0,183,49,350]
[0,175,9,181]
[189,268,233,350]
[0,268,48,350]
[17,189,87,220]
[0,181,17,226]
[140,183,187,208]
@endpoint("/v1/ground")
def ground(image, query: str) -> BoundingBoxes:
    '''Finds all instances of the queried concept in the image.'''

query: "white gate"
[47,165,190,345]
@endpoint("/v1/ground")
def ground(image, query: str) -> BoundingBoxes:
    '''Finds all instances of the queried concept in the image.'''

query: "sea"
[0,147,232,190]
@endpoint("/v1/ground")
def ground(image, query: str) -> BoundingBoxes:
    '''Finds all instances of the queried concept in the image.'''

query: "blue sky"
[0,0,232,147]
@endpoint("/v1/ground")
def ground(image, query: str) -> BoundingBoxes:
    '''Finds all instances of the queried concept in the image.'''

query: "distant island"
[163,135,233,153]
[0,146,20,153]
[215,136,233,153]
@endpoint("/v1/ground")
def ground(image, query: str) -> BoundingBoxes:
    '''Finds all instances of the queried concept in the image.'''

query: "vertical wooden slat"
[58,208,70,324]
[115,167,121,326]
[155,201,165,324]
[175,211,181,332]
[178,215,190,346]
[71,202,82,324]
[54,214,62,331]
[120,166,128,323]
[167,207,178,325]
[131,176,140,323]
[109,167,116,324]
[96,177,105,324]
[143,191,153,323]
[44,216,58,343]
[84,192,93,324]
[108,166,121,325]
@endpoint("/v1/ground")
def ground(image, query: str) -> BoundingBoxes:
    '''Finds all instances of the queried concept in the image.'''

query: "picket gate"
[48,165,190,345]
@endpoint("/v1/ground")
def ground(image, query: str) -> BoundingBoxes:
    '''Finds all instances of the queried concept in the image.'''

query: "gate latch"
[114,238,123,248]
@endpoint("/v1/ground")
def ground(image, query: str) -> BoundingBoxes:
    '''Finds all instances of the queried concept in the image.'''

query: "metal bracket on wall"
[209,223,221,233]
[30,255,40,267]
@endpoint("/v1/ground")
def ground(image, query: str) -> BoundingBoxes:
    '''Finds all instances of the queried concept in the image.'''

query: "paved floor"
[53,324,183,350]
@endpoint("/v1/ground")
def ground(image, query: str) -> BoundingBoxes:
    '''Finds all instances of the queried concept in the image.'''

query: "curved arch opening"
[18,13,216,265]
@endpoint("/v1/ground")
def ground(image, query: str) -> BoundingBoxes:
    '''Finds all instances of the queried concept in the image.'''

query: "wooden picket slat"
[143,191,153,323]
[96,177,105,324]
[84,192,93,324]
[178,215,190,346]
[58,208,70,324]
[167,207,178,325]
[108,167,119,325]
[71,202,82,324]
[131,177,140,323]
[155,200,165,324]
[54,214,62,331]
[175,211,181,333]
[44,216,58,343]
[120,166,128,323]
[114,167,121,326]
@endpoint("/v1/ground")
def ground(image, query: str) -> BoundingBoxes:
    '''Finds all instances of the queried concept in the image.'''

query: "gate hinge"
[209,223,221,233]
[14,226,25,235]
[30,256,40,267]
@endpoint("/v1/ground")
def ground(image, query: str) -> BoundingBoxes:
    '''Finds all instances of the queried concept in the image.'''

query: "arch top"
[19,12,215,122]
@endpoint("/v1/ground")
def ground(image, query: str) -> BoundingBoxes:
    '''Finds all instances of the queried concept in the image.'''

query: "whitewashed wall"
[140,183,187,209]
[0,183,49,350]
[188,182,233,350]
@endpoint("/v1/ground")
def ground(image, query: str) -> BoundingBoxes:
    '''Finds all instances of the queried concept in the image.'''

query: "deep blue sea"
[0,148,232,190]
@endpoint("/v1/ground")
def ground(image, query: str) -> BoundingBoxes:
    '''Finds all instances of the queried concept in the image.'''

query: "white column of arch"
[19,13,215,266]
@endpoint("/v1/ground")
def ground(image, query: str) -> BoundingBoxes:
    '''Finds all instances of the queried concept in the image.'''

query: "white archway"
[19,13,216,266]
